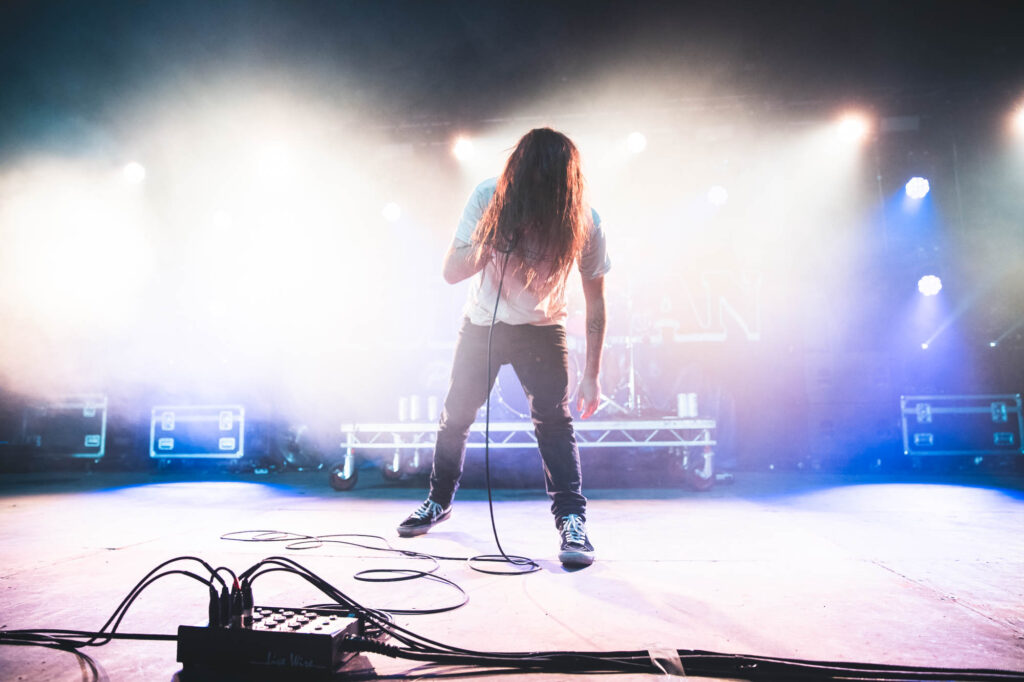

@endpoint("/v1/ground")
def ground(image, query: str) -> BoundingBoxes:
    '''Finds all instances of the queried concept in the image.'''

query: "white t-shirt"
[454,177,611,326]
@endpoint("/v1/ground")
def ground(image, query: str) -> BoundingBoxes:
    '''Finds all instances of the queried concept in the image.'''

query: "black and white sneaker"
[557,514,595,567]
[397,499,451,537]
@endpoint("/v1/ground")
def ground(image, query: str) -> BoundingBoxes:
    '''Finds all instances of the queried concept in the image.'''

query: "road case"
[150,405,246,459]
[900,394,1023,456]
[23,394,108,459]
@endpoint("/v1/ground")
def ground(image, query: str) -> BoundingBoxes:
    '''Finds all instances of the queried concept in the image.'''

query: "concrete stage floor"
[0,467,1022,680]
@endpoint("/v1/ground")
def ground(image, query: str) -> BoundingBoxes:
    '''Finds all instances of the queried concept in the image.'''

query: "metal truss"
[340,418,716,452]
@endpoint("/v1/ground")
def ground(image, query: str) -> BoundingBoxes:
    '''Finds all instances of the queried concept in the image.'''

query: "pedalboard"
[177,606,367,676]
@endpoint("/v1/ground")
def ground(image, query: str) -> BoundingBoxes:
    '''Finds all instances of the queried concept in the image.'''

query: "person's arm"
[442,240,488,284]
[445,180,496,284]
[576,274,606,419]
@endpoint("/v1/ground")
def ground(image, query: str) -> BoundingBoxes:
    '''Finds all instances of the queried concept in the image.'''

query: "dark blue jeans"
[429,318,587,523]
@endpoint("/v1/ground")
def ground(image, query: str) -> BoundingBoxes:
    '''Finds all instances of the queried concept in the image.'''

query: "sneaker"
[557,514,594,567]
[397,499,451,537]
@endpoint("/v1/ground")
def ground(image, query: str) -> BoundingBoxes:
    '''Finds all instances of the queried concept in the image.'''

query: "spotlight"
[452,137,474,161]
[1013,105,1024,136]
[381,202,401,222]
[707,185,729,206]
[837,113,870,142]
[210,210,233,230]
[918,275,942,296]
[921,342,929,350]
[626,132,647,154]
[122,162,146,184]
[989,341,998,348]
[905,176,930,199]
[255,142,293,179]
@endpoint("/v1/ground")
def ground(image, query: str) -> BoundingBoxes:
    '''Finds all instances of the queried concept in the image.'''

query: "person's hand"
[576,374,601,420]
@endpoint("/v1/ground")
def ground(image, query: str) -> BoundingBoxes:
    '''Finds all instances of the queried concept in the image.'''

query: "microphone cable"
[468,246,540,574]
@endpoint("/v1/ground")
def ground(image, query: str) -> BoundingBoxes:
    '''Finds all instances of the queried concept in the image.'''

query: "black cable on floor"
[5,554,1024,682]
[0,556,222,681]
[221,530,470,614]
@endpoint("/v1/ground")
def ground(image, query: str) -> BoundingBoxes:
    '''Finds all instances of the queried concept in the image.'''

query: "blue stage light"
[905,176,930,199]
[918,275,942,296]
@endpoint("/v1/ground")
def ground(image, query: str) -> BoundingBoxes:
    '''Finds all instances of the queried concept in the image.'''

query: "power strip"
[177,606,369,676]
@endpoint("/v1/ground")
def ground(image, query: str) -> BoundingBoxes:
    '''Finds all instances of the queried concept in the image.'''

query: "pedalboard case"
[900,394,1023,456]
[23,394,108,459]
[150,404,245,459]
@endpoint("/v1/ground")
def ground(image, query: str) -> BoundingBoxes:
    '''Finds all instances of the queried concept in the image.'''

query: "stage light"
[626,131,647,154]
[921,342,929,350]
[122,162,146,184]
[452,137,474,161]
[382,202,401,222]
[989,341,998,348]
[255,142,293,180]
[1012,105,1024,136]
[918,275,942,296]
[905,176,930,199]
[210,209,233,230]
[707,185,728,206]
[837,113,870,142]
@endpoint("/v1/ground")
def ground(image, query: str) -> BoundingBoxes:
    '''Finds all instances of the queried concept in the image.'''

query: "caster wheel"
[402,451,426,476]
[329,462,359,491]
[683,449,715,492]
[684,466,715,491]
[382,451,404,481]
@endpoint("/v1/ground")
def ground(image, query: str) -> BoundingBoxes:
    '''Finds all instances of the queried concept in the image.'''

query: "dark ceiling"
[1,0,1022,154]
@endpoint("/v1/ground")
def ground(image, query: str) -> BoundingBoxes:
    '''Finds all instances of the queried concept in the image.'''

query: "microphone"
[496,223,520,254]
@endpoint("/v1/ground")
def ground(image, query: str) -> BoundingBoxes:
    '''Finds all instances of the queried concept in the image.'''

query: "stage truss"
[330,418,718,491]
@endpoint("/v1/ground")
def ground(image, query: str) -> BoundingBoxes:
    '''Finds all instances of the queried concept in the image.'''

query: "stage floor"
[0,467,1022,680]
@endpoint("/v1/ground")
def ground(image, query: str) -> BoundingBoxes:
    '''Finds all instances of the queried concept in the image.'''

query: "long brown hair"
[471,128,589,297]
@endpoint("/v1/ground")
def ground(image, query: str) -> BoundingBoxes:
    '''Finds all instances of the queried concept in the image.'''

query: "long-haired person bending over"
[397,128,610,567]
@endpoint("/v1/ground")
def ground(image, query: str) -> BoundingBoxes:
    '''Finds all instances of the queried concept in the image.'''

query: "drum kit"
[490,334,645,419]
[491,296,688,420]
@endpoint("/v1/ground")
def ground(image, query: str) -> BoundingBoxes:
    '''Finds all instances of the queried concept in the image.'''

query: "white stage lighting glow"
[837,114,869,142]
[255,142,293,180]
[122,162,146,184]
[1013,106,1024,136]
[921,342,929,350]
[0,161,154,348]
[382,202,402,222]
[905,176,930,199]
[626,132,647,154]
[707,185,729,206]
[452,137,475,161]
[990,341,998,348]
[210,209,233,230]
[918,275,942,296]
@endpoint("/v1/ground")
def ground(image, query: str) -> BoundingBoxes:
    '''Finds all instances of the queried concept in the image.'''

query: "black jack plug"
[207,585,221,627]
[218,585,231,626]
[240,579,254,626]
[230,578,244,627]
